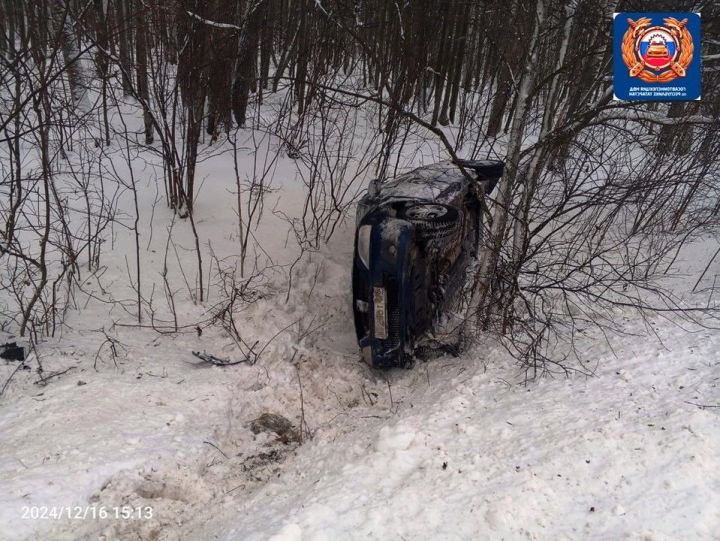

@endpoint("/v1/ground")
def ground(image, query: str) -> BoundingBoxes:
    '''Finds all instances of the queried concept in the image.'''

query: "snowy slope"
[178,317,720,541]
[2,103,720,540]
[5,226,720,541]
[0,123,369,540]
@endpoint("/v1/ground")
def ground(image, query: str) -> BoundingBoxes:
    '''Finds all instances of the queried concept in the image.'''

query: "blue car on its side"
[352,159,504,368]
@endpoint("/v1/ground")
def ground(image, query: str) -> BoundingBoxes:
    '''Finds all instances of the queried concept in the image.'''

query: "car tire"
[399,203,460,241]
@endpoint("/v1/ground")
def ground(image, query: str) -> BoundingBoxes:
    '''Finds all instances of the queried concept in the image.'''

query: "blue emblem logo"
[613,12,701,101]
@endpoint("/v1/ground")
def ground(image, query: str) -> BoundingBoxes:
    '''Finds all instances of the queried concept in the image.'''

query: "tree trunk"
[134,0,153,144]
[117,0,133,94]
[466,0,545,335]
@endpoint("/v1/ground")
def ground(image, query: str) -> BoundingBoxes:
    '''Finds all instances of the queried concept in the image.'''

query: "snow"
[4,261,720,541]
[379,161,466,202]
[2,93,720,541]
[177,317,720,541]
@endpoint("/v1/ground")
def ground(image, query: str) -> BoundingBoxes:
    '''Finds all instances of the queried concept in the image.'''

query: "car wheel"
[399,203,460,241]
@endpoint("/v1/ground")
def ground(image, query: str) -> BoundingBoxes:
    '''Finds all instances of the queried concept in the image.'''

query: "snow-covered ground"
[189,317,720,541]
[1,104,720,540]
[4,264,720,541]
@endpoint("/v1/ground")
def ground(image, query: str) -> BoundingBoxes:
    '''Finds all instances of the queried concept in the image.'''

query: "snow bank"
[183,318,720,540]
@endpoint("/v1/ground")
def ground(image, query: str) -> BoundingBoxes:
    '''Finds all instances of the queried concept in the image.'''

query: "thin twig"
[203,440,229,459]
[684,401,720,409]
[34,366,75,386]
[295,359,310,443]
[693,246,720,293]
[0,363,23,397]
[386,378,395,413]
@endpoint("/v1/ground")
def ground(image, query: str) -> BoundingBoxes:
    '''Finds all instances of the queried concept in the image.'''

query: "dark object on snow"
[454,159,504,194]
[1,342,25,361]
[352,159,504,368]
[192,350,254,366]
[250,413,300,444]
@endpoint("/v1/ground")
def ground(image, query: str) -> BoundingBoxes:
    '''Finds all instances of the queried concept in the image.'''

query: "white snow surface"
[1,106,720,541]
[184,316,720,541]
[5,297,720,541]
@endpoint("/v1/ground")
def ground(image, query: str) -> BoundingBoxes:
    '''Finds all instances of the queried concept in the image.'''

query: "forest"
[2,0,719,369]
[2,1,720,540]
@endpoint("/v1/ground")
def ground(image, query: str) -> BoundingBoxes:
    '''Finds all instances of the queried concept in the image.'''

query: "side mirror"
[454,159,504,195]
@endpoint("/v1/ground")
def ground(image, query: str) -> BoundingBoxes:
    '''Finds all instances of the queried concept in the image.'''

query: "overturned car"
[352,159,504,368]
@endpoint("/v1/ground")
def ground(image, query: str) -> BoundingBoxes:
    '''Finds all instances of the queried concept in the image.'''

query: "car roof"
[378,161,467,202]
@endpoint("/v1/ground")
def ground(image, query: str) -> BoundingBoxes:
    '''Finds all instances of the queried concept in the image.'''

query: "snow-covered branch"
[186,11,242,31]
[596,108,713,126]
[314,0,329,16]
